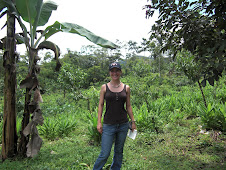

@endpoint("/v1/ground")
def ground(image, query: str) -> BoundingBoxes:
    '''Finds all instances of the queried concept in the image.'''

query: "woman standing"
[93,62,136,170]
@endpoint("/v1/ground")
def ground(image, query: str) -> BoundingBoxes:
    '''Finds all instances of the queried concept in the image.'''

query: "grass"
[0,116,225,170]
[0,79,225,169]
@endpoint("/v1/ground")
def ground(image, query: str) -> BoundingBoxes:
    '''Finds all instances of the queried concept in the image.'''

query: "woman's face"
[109,68,122,80]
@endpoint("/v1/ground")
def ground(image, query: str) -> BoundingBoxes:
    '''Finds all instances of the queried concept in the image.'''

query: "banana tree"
[0,0,17,160]
[0,0,117,158]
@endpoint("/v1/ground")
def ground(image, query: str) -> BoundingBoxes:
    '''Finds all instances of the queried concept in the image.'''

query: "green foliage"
[145,0,226,86]
[0,97,3,121]
[1,110,225,170]
[86,66,107,85]
[133,103,162,133]
[57,62,88,93]
[38,117,57,141]
[82,87,101,145]
[87,108,102,145]
[38,113,77,141]
[0,120,2,142]
[176,50,201,82]
[0,74,225,168]
[197,103,226,132]
[82,86,99,112]
[129,58,152,77]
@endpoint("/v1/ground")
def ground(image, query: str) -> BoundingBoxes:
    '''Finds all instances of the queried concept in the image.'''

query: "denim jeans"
[93,122,129,170]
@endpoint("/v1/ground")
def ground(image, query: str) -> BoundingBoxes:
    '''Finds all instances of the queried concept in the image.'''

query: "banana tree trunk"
[18,88,31,157]
[2,11,18,161]
[18,48,38,156]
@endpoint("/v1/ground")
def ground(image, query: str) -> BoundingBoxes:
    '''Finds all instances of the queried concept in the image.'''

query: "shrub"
[197,103,226,132]
[38,113,77,141]
[134,103,163,133]
[87,108,101,145]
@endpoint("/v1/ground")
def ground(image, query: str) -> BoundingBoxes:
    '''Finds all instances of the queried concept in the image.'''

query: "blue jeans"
[93,122,129,170]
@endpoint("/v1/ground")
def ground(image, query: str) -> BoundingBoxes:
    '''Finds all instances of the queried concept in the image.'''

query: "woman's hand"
[97,122,103,134]
[131,122,136,132]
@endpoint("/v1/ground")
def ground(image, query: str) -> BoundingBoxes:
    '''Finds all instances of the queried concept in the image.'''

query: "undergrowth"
[0,78,225,169]
[0,115,225,169]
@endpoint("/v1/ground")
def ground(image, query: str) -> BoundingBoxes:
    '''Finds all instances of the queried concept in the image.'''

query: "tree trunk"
[18,48,38,156]
[18,88,31,157]
[159,56,161,78]
[198,80,207,108]
[2,11,18,161]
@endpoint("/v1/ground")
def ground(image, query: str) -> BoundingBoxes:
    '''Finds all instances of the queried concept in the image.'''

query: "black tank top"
[104,84,129,124]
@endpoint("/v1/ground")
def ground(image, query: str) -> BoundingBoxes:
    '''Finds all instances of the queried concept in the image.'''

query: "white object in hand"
[127,129,137,140]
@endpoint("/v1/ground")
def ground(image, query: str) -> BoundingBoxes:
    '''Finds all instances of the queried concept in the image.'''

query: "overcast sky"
[0,0,157,55]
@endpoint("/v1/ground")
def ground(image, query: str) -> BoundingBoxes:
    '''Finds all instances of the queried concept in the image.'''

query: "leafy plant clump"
[38,113,77,141]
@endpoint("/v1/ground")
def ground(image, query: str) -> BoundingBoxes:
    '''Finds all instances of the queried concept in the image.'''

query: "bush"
[134,103,163,133]
[38,113,77,140]
[197,103,226,132]
[87,108,102,145]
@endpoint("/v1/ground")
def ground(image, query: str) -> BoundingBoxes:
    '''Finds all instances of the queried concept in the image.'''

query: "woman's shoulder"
[124,83,130,88]
[100,84,107,92]
[125,84,131,93]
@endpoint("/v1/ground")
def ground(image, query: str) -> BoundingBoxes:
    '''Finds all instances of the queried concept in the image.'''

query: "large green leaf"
[44,21,118,49]
[37,1,57,26]
[15,0,57,26]
[15,0,38,24]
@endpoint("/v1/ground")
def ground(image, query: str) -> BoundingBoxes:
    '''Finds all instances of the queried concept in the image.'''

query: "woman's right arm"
[97,84,106,134]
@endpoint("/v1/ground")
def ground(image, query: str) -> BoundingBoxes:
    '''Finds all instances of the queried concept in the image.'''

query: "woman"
[93,62,136,170]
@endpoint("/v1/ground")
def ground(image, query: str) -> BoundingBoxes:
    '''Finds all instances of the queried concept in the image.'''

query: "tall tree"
[1,0,17,160]
[145,0,226,86]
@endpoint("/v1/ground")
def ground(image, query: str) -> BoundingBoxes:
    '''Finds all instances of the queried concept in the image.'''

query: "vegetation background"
[0,0,225,169]
[0,42,225,169]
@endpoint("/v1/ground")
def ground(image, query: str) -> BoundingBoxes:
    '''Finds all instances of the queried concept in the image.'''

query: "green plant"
[82,86,100,113]
[0,120,3,143]
[87,108,102,145]
[56,114,77,138]
[134,103,163,133]
[38,113,77,141]
[38,117,57,141]
[16,117,22,139]
[197,103,226,132]
[183,101,198,118]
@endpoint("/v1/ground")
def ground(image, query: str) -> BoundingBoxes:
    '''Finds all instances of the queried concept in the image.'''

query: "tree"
[1,0,17,160]
[139,39,164,77]
[0,0,117,159]
[57,63,87,98]
[144,0,226,86]
[176,50,207,107]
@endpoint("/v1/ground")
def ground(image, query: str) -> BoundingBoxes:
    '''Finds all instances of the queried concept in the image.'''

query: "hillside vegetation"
[0,46,225,169]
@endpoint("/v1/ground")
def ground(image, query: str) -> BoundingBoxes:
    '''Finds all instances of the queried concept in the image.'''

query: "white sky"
[0,0,157,55]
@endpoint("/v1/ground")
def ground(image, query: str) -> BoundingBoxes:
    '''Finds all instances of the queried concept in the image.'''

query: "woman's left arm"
[126,85,136,131]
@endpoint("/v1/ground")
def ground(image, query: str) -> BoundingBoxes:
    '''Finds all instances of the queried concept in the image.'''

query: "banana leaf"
[44,21,118,49]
